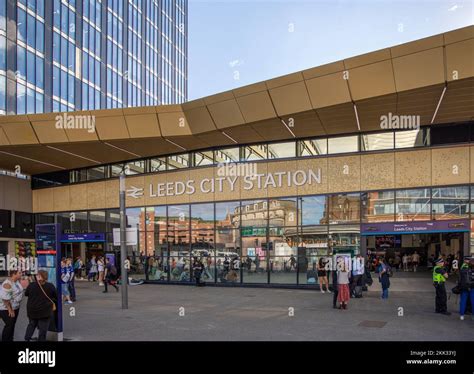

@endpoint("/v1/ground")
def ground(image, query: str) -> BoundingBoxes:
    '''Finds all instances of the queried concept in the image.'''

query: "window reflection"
[328,135,359,154]
[327,193,360,224]
[395,129,430,148]
[267,142,296,159]
[242,144,267,161]
[299,138,327,156]
[150,157,167,172]
[268,198,297,227]
[215,147,239,163]
[395,188,431,221]
[300,195,327,225]
[431,186,469,220]
[361,191,395,222]
[360,132,394,151]
[193,151,213,167]
[167,153,189,169]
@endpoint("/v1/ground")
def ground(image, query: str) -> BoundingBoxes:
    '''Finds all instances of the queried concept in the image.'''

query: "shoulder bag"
[38,282,57,312]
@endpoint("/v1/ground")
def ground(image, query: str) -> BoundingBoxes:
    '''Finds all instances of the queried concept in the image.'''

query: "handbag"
[451,284,461,295]
[38,281,57,312]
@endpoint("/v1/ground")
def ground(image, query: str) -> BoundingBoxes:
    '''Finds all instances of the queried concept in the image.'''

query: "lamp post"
[119,175,128,309]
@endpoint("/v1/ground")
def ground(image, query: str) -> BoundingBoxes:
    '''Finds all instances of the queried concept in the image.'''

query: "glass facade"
[34,184,474,285]
[2,0,187,115]
[32,123,473,189]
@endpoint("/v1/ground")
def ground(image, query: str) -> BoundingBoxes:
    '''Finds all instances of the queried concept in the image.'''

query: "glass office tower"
[0,0,188,115]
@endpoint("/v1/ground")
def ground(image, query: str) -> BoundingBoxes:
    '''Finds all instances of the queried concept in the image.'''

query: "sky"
[188,0,473,100]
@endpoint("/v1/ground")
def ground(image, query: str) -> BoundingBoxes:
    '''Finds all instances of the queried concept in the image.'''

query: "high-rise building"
[0,0,188,115]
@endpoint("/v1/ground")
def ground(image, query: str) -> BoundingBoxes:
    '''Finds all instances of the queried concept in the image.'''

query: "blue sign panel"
[60,233,105,242]
[35,223,63,340]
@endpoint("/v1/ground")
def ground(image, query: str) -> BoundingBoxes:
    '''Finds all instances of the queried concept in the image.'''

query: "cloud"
[448,4,462,11]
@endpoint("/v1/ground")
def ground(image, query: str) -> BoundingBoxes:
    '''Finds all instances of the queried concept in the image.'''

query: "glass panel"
[241,199,267,228]
[268,227,298,284]
[329,225,361,255]
[89,211,106,233]
[56,212,71,233]
[35,213,55,225]
[87,166,105,180]
[126,207,146,231]
[267,141,296,159]
[395,129,430,148]
[70,211,88,232]
[169,253,191,282]
[191,203,214,229]
[193,150,213,166]
[328,135,359,154]
[216,201,240,229]
[241,227,267,283]
[395,188,431,221]
[431,123,470,146]
[167,205,190,250]
[242,144,267,161]
[431,186,469,220]
[268,198,297,227]
[106,209,120,232]
[150,157,167,172]
[145,206,167,234]
[298,227,329,285]
[167,153,189,169]
[215,147,239,163]
[299,138,327,156]
[360,132,394,151]
[124,160,145,175]
[300,195,327,225]
[327,193,361,224]
[361,191,395,223]
[110,164,125,177]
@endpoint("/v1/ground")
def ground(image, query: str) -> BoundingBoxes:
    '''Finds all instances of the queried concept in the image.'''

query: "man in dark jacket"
[459,257,474,320]
[332,269,338,309]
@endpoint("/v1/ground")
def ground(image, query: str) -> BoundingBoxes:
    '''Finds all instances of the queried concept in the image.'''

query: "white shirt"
[0,279,24,310]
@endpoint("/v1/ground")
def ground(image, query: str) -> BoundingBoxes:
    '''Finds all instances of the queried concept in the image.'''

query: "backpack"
[110,265,118,276]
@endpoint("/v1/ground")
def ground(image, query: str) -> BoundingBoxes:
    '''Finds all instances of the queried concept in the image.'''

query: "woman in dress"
[317,257,330,293]
[0,270,25,341]
[336,257,351,309]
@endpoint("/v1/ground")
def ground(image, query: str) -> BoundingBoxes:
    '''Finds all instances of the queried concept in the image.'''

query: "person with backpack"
[458,257,474,321]
[103,258,119,293]
[378,257,391,299]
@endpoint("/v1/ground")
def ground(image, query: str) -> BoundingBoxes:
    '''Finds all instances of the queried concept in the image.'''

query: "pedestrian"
[97,256,105,286]
[60,260,73,304]
[24,270,58,342]
[378,258,391,299]
[103,258,119,293]
[192,257,205,287]
[433,258,450,315]
[336,257,351,310]
[427,254,435,270]
[317,257,330,293]
[88,255,98,281]
[412,251,420,272]
[350,255,364,298]
[332,267,338,309]
[73,257,83,280]
[66,258,76,302]
[0,270,25,341]
[458,257,474,321]
[402,253,408,271]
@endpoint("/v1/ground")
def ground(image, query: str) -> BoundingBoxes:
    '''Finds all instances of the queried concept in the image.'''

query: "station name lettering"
[147,168,321,197]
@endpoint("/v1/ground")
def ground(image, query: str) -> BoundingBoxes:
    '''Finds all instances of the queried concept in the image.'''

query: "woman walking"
[317,257,330,293]
[24,270,58,342]
[88,255,98,281]
[336,258,351,309]
[97,256,105,286]
[0,270,25,341]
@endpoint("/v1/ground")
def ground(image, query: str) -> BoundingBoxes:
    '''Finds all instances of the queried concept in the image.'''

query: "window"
[395,129,430,148]
[216,201,240,229]
[431,186,469,220]
[300,195,327,226]
[299,138,327,156]
[431,123,470,145]
[241,200,268,228]
[87,167,105,181]
[269,198,297,227]
[328,135,359,154]
[395,188,431,221]
[193,151,213,167]
[150,158,167,172]
[215,148,239,163]
[267,142,296,159]
[242,144,267,161]
[327,193,360,224]
[360,132,394,151]
[361,191,395,223]
[167,153,189,169]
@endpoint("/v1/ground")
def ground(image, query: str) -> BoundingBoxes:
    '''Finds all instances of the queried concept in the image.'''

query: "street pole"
[119,175,128,309]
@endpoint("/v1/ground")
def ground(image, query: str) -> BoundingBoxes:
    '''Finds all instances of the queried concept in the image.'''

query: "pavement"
[9,271,474,341]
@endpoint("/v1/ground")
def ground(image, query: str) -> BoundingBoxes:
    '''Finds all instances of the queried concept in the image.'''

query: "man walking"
[103,258,119,293]
[433,258,450,315]
[458,257,474,320]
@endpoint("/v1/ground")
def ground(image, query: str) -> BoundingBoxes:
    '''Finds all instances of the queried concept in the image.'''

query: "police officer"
[459,257,474,320]
[433,258,451,315]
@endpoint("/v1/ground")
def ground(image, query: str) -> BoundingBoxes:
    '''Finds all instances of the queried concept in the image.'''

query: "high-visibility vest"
[433,265,445,283]
[460,263,469,270]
